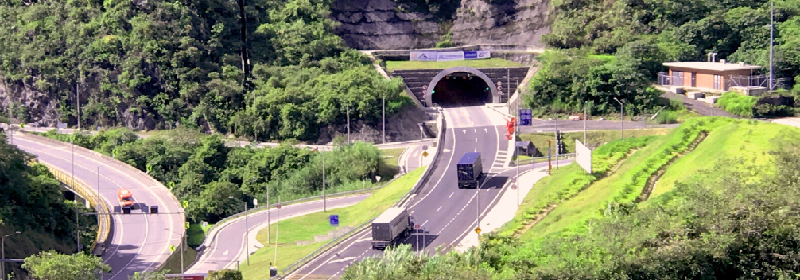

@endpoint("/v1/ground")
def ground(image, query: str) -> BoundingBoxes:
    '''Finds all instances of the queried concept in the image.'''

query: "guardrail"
[512,153,576,166]
[35,160,111,256]
[16,131,185,268]
[277,110,446,279]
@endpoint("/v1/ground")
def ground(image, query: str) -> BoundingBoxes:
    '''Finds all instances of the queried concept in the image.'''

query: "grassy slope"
[378,148,406,180]
[239,166,425,279]
[519,118,794,241]
[518,128,671,156]
[649,121,796,199]
[385,58,524,70]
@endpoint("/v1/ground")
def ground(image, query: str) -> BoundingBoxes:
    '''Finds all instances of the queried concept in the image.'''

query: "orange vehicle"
[117,188,135,208]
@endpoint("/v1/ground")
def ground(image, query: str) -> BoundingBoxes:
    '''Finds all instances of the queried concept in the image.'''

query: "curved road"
[188,194,371,273]
[11,132,183,280]
[286,106,543,279]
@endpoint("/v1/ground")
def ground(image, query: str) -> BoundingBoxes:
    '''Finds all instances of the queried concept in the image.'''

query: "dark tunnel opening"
[431,72,491,107]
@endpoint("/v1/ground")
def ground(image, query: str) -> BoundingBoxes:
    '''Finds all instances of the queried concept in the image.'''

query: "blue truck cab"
[457,152,483,189]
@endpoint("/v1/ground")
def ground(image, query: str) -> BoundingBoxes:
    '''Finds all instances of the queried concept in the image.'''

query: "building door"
[714,75,721,90]
[691,72,697,87]
[672,72,684,86]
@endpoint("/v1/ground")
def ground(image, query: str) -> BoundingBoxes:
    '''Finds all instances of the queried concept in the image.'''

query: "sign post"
[519,109,532,126]
[414,224,421,254]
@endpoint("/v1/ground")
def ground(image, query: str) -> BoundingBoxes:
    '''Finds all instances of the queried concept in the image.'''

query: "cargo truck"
[371,207,413,250]
[457,152,483,189]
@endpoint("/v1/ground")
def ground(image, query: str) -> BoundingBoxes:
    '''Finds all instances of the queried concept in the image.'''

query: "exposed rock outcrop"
[331,0,551,50]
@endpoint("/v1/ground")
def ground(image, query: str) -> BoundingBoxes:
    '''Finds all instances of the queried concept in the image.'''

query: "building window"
[714,75,721,90]
[672,71,684,86]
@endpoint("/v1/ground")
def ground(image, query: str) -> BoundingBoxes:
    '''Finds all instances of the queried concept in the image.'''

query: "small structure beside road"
[658,60,767,94]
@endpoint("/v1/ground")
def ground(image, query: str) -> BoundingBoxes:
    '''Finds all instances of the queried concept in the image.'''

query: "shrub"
[716,92,757,117]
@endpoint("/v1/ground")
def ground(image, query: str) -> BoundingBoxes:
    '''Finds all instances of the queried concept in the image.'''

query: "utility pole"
[614,98,624,139]
[382,94,386,144]
[584,101,587,144]
[770,0,775,90]
[266,185,270,243]
[2,231,21,280]
[76,83,80,131]
[273,196,280,267]
[245,201,249,265]
[554,110,559,168]
[346,102,351,145]
[322,150,326,212]
[76,206,80,252]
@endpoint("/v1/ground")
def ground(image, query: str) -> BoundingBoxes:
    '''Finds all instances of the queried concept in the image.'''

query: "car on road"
[117,188,135,209]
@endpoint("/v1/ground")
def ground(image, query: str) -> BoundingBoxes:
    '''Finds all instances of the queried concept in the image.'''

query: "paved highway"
[10,132,183,280]
[187,194,371,273]
[286,106,554,279]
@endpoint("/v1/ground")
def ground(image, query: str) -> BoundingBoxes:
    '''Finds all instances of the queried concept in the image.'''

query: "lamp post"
[382,93,386,144]
[769,0,774,90]
[613,97,624,139]
[1,231,21,280]
[229,196,249,265]
[346,102,351,145]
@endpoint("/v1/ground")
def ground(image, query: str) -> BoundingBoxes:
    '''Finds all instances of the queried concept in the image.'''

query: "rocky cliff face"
[330,0,551,50]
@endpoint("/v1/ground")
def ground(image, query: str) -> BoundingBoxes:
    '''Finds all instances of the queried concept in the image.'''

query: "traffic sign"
[422,85,428,90]
[276,204,282,209]
[475,227,481,234]
[254,198,258,206]
[421,145,428,151]
[414,224,421,229]
[170,245,176,252]
[497,81,502,86]
[185,222,190,229]
[519,109,533,126]
[329,215,339,226]
[511,184,517,190]
[422,151,429,157]
[181,200,188,208]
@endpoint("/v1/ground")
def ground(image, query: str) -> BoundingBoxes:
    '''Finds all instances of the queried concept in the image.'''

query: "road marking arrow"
[222,250,228,256]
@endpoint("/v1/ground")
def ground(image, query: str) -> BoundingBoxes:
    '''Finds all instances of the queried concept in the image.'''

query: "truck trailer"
[457,152,483,188]
[371,207,413,250]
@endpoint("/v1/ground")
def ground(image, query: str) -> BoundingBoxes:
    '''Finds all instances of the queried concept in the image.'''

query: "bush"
[717,92,757,117]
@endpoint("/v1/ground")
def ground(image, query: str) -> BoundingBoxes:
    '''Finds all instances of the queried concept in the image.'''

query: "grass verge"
[239,166,425,280]
[385,58,524,70]
[160,246,197,274]
[518,128,671,156]
[518,117,751,241]
[499,135,660,237]
[378,148,406,179]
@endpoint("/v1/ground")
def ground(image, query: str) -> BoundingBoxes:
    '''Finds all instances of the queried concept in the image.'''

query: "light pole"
[2,231,21,280]
[346,102,351,145]
[229,196,249,265]
[382,93,386,144]
[322,150,326,212]
[769,0,774,90]
[613,97,624,139]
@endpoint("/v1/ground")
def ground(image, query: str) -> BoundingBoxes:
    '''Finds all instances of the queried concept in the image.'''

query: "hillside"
[0,0,413,142]
[341,118,800,279]
[0,130,95,278]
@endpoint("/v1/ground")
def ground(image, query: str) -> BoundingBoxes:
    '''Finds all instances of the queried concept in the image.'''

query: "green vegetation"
[1,131,98,278]
[344,118,800,279]
[187,223,213,247]
[38,128,395,224]
[653,99,701,124]
[378,148,406,180]
[717,92,758,117]
[501,135,659,237]
[524,50,662,117]
[0,0,410,140]
[385,58,524,70]
[22,251,109,280]
[240,167,425,279]
[517,128,671,156]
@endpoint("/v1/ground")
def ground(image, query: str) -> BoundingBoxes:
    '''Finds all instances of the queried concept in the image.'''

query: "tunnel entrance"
[431,72,491,107]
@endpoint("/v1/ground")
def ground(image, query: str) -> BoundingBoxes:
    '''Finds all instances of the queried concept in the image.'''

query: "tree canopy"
[0,0,409,140]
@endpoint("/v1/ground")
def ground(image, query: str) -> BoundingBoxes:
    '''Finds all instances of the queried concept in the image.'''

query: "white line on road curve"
[223,250,228,256]
[408,110,459,209]
[449,192,454,199]
[437,206,442,212]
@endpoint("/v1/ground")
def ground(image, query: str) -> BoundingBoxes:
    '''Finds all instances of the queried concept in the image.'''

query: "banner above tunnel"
[410,50,491,62]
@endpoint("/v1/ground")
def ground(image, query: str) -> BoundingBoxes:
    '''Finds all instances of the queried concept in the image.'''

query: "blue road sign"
[519,109,533,126]
[329,215,339,226]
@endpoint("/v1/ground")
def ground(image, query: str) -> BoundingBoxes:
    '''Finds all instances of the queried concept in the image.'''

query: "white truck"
[371,207,413,250]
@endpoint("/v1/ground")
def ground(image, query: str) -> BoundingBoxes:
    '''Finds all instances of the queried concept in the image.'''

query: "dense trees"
[0,0,409,140]
[22,251,110,280]
[0,132,96,278]
[541,0,800,90]
[41,128,388,223]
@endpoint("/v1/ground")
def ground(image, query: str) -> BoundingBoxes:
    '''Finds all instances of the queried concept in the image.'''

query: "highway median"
[239,166,425,280]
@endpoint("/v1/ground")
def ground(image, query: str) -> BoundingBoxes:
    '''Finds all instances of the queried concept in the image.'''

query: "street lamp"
[229,196,249,266]
[1,231,21,280]
[613,97,624,139]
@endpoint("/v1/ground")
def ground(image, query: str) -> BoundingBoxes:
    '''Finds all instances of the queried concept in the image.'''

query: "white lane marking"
[449,192,454,198]
[422,220,428,226]
[474,148,477,152]
[328,257,357,264]
[463,129,466,134]
[474,129,477,133]
[449,170,521,249]
[484,128,488,133]
[408,109,459,209]
[411,210,415,214]
[437,206,442,212]
[223,250,229,256]
[328,249,371,280]
[298,231,370,280]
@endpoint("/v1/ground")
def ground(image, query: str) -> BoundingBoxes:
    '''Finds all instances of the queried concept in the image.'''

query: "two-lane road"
[288,106,541,279]
[11,132,183,280]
